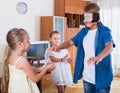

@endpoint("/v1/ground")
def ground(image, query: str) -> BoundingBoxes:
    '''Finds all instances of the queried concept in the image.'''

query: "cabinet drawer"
[42,73,53,88]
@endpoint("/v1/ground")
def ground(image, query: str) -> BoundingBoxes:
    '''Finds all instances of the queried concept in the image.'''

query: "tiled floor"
[42,77,120,93]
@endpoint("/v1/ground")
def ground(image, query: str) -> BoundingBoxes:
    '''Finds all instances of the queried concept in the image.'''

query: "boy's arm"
[88,42,113,64]
[55,40,74,51]
[97,42,113,60]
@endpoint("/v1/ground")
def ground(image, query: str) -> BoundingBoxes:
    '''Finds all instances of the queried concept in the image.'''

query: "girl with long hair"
[1,28,55,93]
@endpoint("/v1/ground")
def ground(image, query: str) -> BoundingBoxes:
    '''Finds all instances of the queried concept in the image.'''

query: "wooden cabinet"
[53,0,89,73]
[66,28,80,74]
[40,16,80,74]
[54,0,65,16]
[54,0,90,73]
[41,73,53,88]
[55,0,90,15]
[40,16,67,43]
[40,16,67,89]
[40,16,53,40]
[55,0,90,28]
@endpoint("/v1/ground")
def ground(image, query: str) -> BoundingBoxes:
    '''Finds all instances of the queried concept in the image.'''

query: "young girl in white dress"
[1,28,55,93]
[45,31,72,93]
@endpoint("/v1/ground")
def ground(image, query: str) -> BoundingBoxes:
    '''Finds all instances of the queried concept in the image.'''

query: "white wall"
[0,0,54,64]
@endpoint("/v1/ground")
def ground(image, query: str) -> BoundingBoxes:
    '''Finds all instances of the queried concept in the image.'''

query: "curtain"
[97,0,120,76]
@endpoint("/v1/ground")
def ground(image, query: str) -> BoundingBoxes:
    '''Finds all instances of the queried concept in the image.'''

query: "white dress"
[45,48,72,86]
[8,56,40,93]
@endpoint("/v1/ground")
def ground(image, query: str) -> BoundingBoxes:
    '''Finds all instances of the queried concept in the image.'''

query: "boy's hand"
[47,47,60,52]
[53,46,61,52]
[87,56,102,65]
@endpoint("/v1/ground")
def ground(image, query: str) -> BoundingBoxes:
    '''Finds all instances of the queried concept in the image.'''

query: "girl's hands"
[66,57,72,64]
[62,54,69,62]
[62,54,72,64]
[46,62,56,72]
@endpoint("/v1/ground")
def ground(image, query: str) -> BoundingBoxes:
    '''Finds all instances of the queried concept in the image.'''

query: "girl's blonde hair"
[1,28,28,93]
[49,31,60,47]
[49,31,59,38]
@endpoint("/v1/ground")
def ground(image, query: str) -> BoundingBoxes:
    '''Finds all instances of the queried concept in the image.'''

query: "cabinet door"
[40,16,53,40]
[53,16,66,43]
[40,16,66,42]
[54,0,65,16]
[42,73,53,88]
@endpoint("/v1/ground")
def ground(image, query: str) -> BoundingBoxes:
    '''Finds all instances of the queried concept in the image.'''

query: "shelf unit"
[40,16,79,74]
[54,0,90,74]
[55,0,90,28]
[65,13,81,28]
[40,16,66,43]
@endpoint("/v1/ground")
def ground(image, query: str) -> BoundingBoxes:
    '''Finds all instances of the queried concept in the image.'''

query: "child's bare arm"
[97,42,113,61]
[16,57,55,83]
[49,54,69,62]
[54,40,74,52]
[88,42,113,64]
[32,66,44,73]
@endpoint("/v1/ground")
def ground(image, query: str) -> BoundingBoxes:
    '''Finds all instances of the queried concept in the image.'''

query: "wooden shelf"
[65,13,73,28]
[65,13,84,28]
[73,14,80,28]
